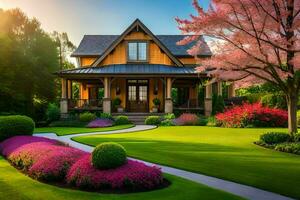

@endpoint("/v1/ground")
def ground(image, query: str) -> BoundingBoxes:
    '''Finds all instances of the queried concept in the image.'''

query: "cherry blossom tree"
[176,0,300,134]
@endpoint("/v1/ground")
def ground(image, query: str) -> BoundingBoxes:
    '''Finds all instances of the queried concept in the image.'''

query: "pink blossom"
[67,155,163,190]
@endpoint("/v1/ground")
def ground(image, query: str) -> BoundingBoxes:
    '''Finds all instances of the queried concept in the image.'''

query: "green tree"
[0,8,59,118]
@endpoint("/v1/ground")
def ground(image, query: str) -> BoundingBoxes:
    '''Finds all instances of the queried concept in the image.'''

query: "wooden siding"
[80,57,97,67]
[179,57,197,65]
[149,79,164,112]
[111,78,126,109]
[98,31,174,66]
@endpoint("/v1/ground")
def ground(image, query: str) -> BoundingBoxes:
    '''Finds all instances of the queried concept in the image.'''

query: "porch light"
[116,85,121,95]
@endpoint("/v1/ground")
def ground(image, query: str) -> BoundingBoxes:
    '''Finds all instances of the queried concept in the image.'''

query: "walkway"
[34,125,294,200]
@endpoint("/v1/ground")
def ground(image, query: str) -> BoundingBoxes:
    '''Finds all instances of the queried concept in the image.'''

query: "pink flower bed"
[0,136,87,181]
[0,136,164,191]
[29,147,87,181]
[86,119,113,128]
[67,155,163,190]
[173,113,199,125]
[0,136,57,157]
[216,103,288,128]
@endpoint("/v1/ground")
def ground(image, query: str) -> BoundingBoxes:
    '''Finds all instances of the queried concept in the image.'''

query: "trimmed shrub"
[46,103,60,122]
[67,156,163,190]
[260,132,291,145]
[206,116,216,126]
[216,103,288,128]
[145,116,161,125]
[153,98,161,106]
[173,113,199,126]
[160,119,175,126]
[79,112,96,122]
[197,117,208,126]
[163,113,175,120]
[114,116,131,125]
[92,142,127,169]
[0,115,35,141]
[274,143,300,154]
[86,119,113,128]
[98,112,114,120]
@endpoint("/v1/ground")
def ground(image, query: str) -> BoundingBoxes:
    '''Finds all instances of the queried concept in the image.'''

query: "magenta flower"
[86,119,113,128]
[67,155,163,190]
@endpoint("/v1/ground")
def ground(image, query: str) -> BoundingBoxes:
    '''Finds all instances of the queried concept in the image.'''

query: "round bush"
[79,112,96,122]
[114,116,131,125]
[260,132,291,145]
[92,142,127,169]
[0,115,35,141]
[145,116,161,125]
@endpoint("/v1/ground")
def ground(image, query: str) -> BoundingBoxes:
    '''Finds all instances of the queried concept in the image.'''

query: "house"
[56,19,235,117]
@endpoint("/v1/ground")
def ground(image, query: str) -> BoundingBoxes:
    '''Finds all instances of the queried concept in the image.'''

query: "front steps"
[112,112,164,125]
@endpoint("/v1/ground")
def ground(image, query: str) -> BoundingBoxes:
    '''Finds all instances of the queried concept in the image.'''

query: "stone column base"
[103,98,111,114]
[164,98,173,113]
[204,98,212,117]
[60,99,68,118]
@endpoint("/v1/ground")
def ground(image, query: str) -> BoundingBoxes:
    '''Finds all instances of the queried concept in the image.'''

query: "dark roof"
[71,35,212,57]
[57,64,197,75]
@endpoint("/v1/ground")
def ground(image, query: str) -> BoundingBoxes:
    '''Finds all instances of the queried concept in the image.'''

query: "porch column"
[60,78,68,118]
[103,77,111,114]
[165,77,173,113]
[228,82,236,98]
[204,82,213,116]
[217,81,222,96]
[67,80,72,99]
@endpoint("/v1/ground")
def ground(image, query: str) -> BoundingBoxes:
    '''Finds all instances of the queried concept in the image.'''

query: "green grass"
[0,156,243,200]
[34,124,134,136]
[73,126,300,199]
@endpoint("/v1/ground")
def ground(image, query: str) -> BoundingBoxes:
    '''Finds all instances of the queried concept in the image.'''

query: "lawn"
[0,156,242,200]
[34,124,134,136]
[73,126,300,199]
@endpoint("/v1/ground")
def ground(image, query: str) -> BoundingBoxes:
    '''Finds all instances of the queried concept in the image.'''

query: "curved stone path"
[34,125,294,200]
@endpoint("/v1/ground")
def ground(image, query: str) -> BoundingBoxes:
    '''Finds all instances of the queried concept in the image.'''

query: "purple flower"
[86,119,113,128]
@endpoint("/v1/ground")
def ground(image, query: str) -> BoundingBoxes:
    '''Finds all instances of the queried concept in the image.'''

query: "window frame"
[126,41,149,63]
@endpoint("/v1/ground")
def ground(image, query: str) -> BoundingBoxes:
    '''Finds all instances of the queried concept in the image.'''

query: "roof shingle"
[71,35,212,57]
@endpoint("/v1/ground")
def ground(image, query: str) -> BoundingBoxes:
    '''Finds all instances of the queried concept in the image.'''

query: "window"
[127,42,148,62]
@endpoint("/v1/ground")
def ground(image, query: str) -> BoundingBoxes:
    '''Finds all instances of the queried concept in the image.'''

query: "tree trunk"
[287,93,298,135]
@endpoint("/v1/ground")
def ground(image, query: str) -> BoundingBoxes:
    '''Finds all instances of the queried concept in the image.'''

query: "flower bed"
[0,136,165,192]
[216,103,288,128]
[173,113,199,126]
[67,155,163,190]
[86,119,113,128]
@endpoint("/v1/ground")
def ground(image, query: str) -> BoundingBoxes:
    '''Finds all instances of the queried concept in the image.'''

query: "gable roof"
[72,35,212,58]
[91,19,183,67]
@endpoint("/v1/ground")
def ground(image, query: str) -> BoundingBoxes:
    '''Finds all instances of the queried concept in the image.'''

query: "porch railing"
[174,99,203,110]
[67,99,103,110]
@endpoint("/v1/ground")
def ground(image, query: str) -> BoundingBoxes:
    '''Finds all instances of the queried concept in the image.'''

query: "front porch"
[58,65,235,116]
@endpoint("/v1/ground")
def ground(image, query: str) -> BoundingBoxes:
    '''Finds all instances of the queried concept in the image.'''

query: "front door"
[127,80,148,112]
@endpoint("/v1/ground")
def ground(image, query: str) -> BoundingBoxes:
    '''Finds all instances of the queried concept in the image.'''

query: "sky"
[0,0,210,46]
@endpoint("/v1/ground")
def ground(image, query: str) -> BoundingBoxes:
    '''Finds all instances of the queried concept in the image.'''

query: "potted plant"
[152,98,161,113]
[113,98,123,112]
